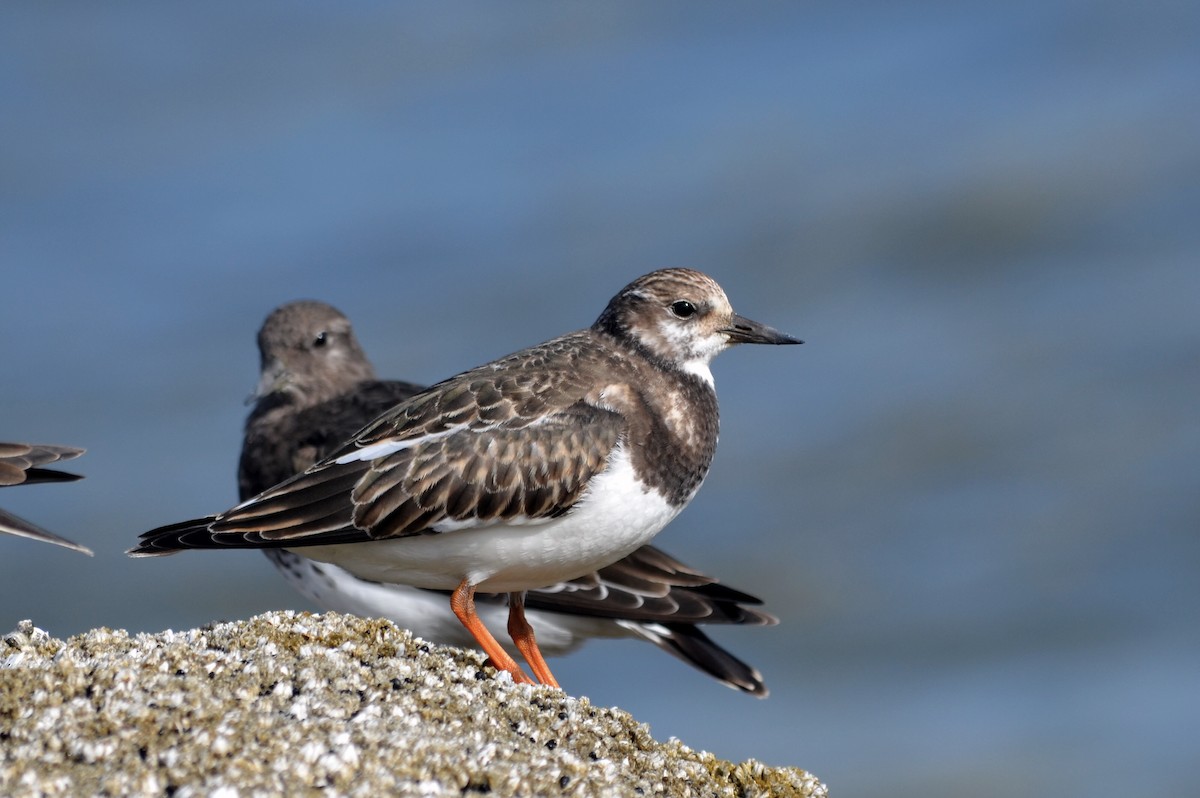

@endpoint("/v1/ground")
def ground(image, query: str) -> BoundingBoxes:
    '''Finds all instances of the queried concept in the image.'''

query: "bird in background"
[132,269,801,690]
[238,299,778,695]
[0,442,93,556]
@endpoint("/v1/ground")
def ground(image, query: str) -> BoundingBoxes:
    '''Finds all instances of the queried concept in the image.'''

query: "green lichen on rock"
[1,612,825,797]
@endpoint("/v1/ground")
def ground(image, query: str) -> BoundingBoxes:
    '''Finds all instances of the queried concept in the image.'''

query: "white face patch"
[657,316,726,386]
[650,317,722,367]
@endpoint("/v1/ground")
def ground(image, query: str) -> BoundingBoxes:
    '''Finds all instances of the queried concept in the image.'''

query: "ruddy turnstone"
[132,268,800,689]
[240,300,778,695]
[0,442,93,555]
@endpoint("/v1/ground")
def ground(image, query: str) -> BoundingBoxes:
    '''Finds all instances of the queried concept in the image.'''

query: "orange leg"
[450,579,534,685]
[507,591,560,689]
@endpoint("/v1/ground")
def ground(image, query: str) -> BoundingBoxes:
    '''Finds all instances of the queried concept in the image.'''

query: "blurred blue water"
[3,4,1198,796]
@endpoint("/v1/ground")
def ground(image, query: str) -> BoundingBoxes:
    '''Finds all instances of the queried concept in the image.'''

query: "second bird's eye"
[669,300,697,319]
[312,331,329,348]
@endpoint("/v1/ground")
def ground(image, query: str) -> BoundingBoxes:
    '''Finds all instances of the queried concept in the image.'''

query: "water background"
[3,4,1198,796]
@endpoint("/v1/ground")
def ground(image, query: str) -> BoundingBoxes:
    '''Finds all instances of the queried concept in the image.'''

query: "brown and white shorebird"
[238,299,778,695]
[0,442,93,555]
[131,269,800,689]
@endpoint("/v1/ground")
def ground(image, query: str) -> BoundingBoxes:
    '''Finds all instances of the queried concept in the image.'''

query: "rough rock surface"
[1,611,825,797]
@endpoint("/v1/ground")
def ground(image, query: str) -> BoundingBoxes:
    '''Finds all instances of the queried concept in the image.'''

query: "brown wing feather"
[213,463,367,536]
[350,409,620,538]
[522,544,777,625]
[207,402,622,545]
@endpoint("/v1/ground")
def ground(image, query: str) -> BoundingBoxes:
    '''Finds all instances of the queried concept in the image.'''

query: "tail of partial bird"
[0,508,94,556]
[619,620,771,697]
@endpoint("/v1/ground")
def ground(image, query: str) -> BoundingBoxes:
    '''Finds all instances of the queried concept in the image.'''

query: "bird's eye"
[669,300,697,319]
[312,331,329,348]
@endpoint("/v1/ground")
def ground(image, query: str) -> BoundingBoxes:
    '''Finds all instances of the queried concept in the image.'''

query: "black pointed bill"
[722,314,803,346]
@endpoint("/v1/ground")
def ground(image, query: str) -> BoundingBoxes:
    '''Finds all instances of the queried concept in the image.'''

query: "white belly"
[291,447,681,593]
[264,551,632,656]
